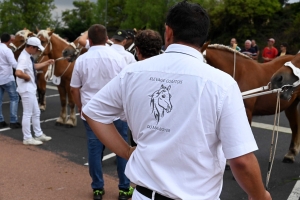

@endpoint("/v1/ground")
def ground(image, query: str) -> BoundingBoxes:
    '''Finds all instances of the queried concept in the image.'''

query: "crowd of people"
[0,1,278,200]
[229,37,291,62]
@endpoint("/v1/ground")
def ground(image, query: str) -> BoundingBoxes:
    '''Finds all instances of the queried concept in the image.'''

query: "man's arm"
[6,49,17,69]
[70,87,82,113]
[82,114,135,160]
[34,59,54,70]
[15,70,30,81]
[229,153,271,200]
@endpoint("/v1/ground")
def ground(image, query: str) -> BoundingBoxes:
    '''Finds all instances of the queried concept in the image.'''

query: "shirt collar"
[89,45,107,50]
[22,49,31,57]
[165,44,204,61]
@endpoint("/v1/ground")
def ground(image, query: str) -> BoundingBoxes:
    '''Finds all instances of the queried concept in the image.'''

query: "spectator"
[82,1,271,200]
[240,40,257,59]
[0,33,21,129]
[110,30,136,64]
[262,38,278,62]
[15,37,53,145]
[277,43,290,57]
[70,24,133,200]
[229,38,241,51]
[251,39,259,58]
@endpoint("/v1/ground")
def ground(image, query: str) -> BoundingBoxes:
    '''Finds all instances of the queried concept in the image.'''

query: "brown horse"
[37,30,77,127]
[9,29,35,59]
[203,44,300,163]
[62,36,87,62]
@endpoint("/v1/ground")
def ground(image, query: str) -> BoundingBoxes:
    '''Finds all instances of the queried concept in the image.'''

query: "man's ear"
[165,25,173,47]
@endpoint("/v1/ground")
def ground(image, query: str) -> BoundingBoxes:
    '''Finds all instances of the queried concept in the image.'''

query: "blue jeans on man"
[83,119,130,191]
[0,81,19,124]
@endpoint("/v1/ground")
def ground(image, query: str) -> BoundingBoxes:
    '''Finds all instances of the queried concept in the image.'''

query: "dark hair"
[166,0,210,47]
[135,30,163,58]
[1,33,11,43]
[25,44,38,48]
[281,43,288,48]
[88,24,107,45]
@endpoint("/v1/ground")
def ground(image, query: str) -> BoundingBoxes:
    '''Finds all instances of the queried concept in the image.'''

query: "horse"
[9,29,35,59]
[36,29,77,128]
[62,36,88,62]
[202,44,300,163]
[149,84,173,124]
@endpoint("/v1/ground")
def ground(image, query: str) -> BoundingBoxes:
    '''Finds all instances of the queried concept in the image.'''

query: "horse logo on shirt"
[149,85,172,124]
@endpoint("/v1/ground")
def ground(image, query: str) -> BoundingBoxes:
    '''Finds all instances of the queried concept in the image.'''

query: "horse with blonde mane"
[37,29,77,127]
[202,43,300,163]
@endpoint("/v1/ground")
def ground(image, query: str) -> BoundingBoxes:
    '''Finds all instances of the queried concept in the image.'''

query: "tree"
[60,0,98,40]
[0,0,55,34]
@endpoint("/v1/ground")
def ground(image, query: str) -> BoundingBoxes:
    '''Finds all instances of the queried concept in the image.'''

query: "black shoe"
[118,186,134,200]
[0,121,8,128]
[93,189,105,200]
[10,122,22,129]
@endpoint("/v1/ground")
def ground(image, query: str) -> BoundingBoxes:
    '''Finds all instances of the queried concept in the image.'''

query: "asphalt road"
[1,86,300,200]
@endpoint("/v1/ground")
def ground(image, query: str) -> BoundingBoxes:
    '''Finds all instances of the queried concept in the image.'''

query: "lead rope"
[265,90,281,190]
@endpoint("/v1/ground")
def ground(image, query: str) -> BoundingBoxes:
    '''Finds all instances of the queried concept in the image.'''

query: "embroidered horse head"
[149,85,172,123]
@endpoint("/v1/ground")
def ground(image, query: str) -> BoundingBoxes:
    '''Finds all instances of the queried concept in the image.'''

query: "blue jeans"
[83,119,130,190]
[0,81,19,123]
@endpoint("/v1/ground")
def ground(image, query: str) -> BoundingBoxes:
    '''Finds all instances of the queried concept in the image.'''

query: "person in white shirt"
[110,30,136,64]
[0,33,21,129]
[15,37,54,146]
[82,1,271,200]
[70,24,133,200]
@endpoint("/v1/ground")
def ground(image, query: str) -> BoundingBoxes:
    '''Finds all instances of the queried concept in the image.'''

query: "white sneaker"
[35,134,52,142]
[23,138,43,145]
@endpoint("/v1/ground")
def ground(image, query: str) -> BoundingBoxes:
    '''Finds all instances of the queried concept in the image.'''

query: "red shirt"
[262,47,278,62]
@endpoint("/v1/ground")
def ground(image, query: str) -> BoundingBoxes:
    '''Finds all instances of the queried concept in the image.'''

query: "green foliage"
[0,0,56,34]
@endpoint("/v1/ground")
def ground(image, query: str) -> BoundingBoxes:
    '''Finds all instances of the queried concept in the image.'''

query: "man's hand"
[24,75,31,82]
[248,190,271,200]
[127,146,136,160]
[46,59,54,65]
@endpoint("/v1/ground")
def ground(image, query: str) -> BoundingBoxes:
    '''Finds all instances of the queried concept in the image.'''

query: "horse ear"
[23,27,27,30]
[167,85,171,91]
[36,27,40,33]
[28,32,34,37]
[201,41,210,53]
[48,31,54,36]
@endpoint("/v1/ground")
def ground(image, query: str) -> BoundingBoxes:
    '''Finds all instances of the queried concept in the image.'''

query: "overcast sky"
[53,0,300,18]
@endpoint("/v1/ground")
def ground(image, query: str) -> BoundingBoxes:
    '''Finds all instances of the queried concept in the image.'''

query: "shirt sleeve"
[82,74,124,124]
[6,49,17,69]
[217,83,258,159]
[16,57,28,72]
[70,60,82,88]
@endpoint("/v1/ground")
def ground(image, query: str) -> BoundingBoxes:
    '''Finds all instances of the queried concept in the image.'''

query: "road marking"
[83,153,117,166]
[251,122,291,134]
[46,85,58,90]
[288,176,300,200]
[2,94,59,104]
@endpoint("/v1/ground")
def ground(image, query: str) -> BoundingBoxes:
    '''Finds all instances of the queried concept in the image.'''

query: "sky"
[53,0,300,18]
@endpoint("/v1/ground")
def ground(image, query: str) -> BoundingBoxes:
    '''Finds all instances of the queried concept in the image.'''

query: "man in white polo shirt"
[83,1,271,200]
[15,37,54,145]
[70,24,133,200]
[110,30,136,64]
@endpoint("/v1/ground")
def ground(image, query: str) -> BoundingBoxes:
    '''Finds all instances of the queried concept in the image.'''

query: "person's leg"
[5,81,19,124]
[0,84,5,124]
[113,119,131,190]
[83,120,105,197]
[20,92,34,140]
[31,92,43,137]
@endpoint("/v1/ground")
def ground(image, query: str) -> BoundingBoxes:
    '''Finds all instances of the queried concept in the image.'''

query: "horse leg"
[283,101,300,163]
[65,83,77,128]
[56,85,67,126]
[37,72,47,111]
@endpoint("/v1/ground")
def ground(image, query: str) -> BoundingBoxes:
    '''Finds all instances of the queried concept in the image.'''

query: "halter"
[283,61,300,87]
[36,34,52,61]
[9,41,27,52]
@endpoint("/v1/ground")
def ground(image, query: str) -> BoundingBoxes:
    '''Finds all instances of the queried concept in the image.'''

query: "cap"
[26,37,45,51]
[112,30,128,41]
[268,38,275,43]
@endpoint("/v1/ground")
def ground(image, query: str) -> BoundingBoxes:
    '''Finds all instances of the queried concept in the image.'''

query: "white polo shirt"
[16,49,36,94]
[0,43,17,85]
[83,44,258,200]
[111,44,136,65]
[70,45,126,120]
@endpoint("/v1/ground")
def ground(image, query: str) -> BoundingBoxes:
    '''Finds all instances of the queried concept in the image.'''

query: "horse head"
[149,85,172,123]
[36,29,54,58]
[9,29,33,52]
[62,35,87,62]
[270,53,300,100]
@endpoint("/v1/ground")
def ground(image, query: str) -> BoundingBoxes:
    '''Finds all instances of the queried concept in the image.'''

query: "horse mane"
[37,30,69,45]
[15,30,32,38]
[208,44,252,60]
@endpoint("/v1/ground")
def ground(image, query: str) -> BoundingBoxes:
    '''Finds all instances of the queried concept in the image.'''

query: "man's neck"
[169,42,201,52]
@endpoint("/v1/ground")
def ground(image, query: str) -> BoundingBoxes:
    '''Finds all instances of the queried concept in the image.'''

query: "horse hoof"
[65,124,74,128]
[55,122,65,126]
[282,157,295,163]
[225,164,231,170]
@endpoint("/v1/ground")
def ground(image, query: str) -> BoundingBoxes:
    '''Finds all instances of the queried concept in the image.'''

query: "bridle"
[9,40,26,52]
[283,61,300,87]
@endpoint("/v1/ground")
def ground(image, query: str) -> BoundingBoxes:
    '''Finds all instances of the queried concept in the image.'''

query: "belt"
[136,185,174,200]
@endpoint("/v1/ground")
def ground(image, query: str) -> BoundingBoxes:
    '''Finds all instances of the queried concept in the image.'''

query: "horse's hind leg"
[65,83,77,128]
[283,100,300,163]
[56,85,67,126]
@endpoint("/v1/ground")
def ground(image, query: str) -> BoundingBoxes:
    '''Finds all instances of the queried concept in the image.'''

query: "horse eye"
[162,94,166,98]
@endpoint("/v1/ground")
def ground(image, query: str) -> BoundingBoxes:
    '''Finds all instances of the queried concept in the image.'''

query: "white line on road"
[46,85,58,90]
[251,122,292,134]
[83,153,116,166]
[288,176,300,200]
